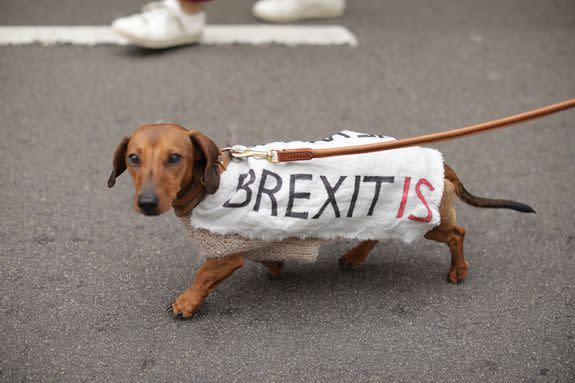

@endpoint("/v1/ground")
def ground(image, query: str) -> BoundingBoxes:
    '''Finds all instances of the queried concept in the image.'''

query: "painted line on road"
[0,25,357,47]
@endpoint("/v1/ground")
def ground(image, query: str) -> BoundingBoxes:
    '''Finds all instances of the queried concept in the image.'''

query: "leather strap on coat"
[172,150,232,217]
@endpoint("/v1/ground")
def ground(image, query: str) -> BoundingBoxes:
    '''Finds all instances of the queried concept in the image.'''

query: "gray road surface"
[1,0,574,382]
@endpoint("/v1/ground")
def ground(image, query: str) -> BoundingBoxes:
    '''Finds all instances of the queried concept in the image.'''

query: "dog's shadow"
[189,244,455,320]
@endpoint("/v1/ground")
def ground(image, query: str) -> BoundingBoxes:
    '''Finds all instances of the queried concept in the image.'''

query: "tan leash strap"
[266,98,575,162]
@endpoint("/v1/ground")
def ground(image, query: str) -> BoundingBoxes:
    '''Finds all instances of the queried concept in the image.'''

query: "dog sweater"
[180,217,324,262]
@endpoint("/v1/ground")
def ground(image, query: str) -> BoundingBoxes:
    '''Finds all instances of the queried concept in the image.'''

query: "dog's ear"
[108,136,131,188]
[189,130,220,194]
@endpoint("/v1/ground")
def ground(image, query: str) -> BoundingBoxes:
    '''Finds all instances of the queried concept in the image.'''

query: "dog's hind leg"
[338,240,379,270]
[425,225,468,283]
[169,254,244,319]
[424,179,468,283]
[259,261,283,279]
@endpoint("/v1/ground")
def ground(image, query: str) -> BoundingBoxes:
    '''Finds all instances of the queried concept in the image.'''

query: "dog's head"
[108,124,220,216]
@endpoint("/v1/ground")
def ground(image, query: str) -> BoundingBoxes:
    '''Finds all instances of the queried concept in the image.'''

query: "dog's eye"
[167,153,182,165]
[127,154,140,166]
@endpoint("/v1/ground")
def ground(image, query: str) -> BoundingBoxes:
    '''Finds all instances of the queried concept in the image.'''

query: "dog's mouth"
[138,206,161,216]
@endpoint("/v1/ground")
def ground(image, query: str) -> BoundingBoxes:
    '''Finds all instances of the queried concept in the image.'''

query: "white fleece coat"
[183,131,444,262]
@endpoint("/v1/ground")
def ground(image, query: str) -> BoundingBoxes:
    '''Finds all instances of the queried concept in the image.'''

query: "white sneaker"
[252,0,345,23]
[111,0,205,49]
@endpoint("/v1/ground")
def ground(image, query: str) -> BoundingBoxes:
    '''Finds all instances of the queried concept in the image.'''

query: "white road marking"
[0,25,357,46]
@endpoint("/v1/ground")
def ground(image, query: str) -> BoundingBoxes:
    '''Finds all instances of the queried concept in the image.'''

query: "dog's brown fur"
[109,124,534,319]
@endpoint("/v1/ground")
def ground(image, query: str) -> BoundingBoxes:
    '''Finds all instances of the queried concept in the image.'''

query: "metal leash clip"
[222,145,279,163]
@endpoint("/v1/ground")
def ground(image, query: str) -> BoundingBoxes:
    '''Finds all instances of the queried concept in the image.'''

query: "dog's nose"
[137,193,159,214]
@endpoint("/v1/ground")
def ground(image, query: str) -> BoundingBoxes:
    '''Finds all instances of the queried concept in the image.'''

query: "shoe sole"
[112,27,202,49]
[253,6,345,23]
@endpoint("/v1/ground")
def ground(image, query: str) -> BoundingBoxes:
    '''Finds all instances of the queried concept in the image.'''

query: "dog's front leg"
[169,254,244,319]
[338,240,379,270]
[258,261,283,279]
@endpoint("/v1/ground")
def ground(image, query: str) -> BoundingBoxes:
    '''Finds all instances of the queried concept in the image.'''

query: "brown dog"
[109,123,534,319]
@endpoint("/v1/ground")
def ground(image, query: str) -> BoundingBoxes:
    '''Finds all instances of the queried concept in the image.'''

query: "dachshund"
[109,123,534,319]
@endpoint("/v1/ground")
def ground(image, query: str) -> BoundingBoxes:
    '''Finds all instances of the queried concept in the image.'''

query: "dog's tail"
[444,164,535,213]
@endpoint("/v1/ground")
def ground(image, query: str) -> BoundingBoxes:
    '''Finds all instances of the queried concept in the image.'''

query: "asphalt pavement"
[1,0,574,382]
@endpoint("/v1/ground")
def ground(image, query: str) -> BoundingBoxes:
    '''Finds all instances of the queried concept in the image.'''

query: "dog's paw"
[447,261,469,284]
[168,293,200,319]
[259,261,283,280]
[267,262,283,280]
[338,257,357,271]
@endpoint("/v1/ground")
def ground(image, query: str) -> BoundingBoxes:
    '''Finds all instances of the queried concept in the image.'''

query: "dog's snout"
[137,193,159,215]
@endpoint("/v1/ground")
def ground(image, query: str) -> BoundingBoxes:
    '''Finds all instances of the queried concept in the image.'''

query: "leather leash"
[173,98,574,215]
[224,98,575,163]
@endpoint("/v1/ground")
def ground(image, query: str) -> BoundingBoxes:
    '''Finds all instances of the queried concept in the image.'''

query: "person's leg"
[179,0,210,15]
[252,0,345,23]
[111,0,212,49]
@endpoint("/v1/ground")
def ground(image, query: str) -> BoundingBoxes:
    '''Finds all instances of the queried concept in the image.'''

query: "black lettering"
[309,132,350,143]
[315,136,334,143]
[363,176,394,216]
[223,169,256,208]
[346,175,361,217]
[285,174,312,219]
[253,169,283,216]
[358,133,389,139]
[334,132,350,138]
[312,176,347,219]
